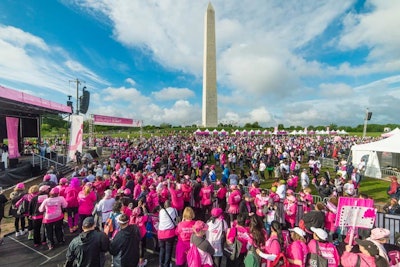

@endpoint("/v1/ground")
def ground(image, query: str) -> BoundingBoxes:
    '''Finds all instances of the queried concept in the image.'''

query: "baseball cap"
[370,228,390,240]
[289,227,306,237]
[356,239,379,256]
[82,217,95,228]
[310,227,328,241]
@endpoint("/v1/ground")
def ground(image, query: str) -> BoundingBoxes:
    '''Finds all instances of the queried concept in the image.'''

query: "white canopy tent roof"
[381,127,400,138]
[351,132,400,178]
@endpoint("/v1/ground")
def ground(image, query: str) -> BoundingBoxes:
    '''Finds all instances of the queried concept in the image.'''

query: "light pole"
[362,108,372,138]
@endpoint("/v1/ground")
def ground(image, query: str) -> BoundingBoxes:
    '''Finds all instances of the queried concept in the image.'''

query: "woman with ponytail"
[256,220,284,267]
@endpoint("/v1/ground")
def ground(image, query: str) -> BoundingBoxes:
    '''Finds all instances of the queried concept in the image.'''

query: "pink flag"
[6,117,21,159]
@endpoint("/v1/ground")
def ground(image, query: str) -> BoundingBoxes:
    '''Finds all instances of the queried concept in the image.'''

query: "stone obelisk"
[202,2,218,128]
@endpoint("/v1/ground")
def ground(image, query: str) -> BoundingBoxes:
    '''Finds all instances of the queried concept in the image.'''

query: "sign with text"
[93,114,142,127]
[335,197,376,229]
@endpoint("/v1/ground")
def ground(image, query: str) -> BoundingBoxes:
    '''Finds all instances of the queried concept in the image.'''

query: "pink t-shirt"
[307,240,340,267]
[176,220,195,242]
[286,240,309,267]
[227,225,250,254]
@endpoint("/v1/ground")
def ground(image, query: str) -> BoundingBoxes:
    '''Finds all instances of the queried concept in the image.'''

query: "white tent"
[381,127,400,138]
[351,132,400,178]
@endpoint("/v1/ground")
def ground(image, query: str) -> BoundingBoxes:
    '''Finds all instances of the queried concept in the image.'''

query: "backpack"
[187,243,201,267]
[306,242,328,267]
[244,247,260,267]
[271,252,289,267]
[16,197,28,216]
[145,216,154,239]
[388,250,400,267]
[104,214,115,236]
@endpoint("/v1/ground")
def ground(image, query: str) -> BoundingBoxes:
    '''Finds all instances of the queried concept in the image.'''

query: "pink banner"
[6,117,21,159]
[93,114,142,127]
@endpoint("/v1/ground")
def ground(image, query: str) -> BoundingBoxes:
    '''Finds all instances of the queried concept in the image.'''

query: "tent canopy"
[351,132,400,178]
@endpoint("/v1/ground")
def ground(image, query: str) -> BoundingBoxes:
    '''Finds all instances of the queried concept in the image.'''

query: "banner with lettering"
[6,116,20,159]
[68,115,83,162]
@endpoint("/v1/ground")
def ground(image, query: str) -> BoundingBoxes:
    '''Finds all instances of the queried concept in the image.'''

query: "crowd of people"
[0,133,399,267]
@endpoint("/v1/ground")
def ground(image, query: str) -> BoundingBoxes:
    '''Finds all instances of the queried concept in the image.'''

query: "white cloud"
[125,78,136,86]
[319,83,353,97]
[0,25,48,50]
[152,87,195,101]
[0,24,109,99]
[339,1,400,61]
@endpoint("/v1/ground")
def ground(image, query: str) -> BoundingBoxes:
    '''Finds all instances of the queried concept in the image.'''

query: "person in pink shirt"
[226,213,250,267]
[299,187,313,214]
[146,184,159,213]
[169,182,184,215]
[133,178,143,200]
[64,177,81,233]
[56,178,69,198]
[175,207,196,267]
[325,197,338,240]
[130,204,149,267]
[215,181,227,211]
[227,185,242,226]
[341,239,384,267]
[286,227,309,267]
[181,179,192,209]
[39,187,68,250]
[249,182,261,198]
[256,220,283,267]
[284,195,297,228]
[254,189,269,221]
[308,227,340,267]
[159,182,169,205]
[199,181,214,221]
[77,183,97,231]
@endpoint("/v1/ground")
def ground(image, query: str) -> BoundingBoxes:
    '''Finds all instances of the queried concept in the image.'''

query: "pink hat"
[15,183,25,190]
[43,174,51,181]
[286,189,294,195]
[60,178,68,185]
[193,220,208,233]
[50,187,59,195]
[70,177,80,188]
[370,228,390,240]
[230,185,237,190]
[211,208,223,218]
[39,185,50,192]
[123,188,131,196]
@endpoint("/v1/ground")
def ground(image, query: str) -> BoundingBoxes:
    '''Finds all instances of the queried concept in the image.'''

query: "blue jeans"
[159,237,175,267]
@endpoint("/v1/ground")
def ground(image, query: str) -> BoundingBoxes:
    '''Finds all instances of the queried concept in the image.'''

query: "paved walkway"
[0,227,161,267]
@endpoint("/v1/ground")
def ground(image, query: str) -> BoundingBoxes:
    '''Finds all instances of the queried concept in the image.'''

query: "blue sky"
[0,0,399,127]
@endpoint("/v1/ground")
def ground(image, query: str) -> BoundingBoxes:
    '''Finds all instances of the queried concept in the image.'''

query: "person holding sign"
[341,239,389,267]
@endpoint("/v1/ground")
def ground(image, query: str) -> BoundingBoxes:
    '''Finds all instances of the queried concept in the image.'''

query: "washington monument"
[202,2,218,128]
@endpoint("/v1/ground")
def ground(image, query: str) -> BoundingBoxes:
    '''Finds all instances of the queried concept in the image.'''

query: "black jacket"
[65,230,109,267]
[109,225,141,267]
[301,210,325,230]
[239,200,256,220]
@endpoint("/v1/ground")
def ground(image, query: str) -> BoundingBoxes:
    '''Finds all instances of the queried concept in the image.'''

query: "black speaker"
[367,112,372,121]
[80,89,90,114]
[0,161,4,171]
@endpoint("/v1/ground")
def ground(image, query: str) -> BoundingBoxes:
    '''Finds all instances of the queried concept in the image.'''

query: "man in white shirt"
[258,160,266,181]
[300,169,310,190]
